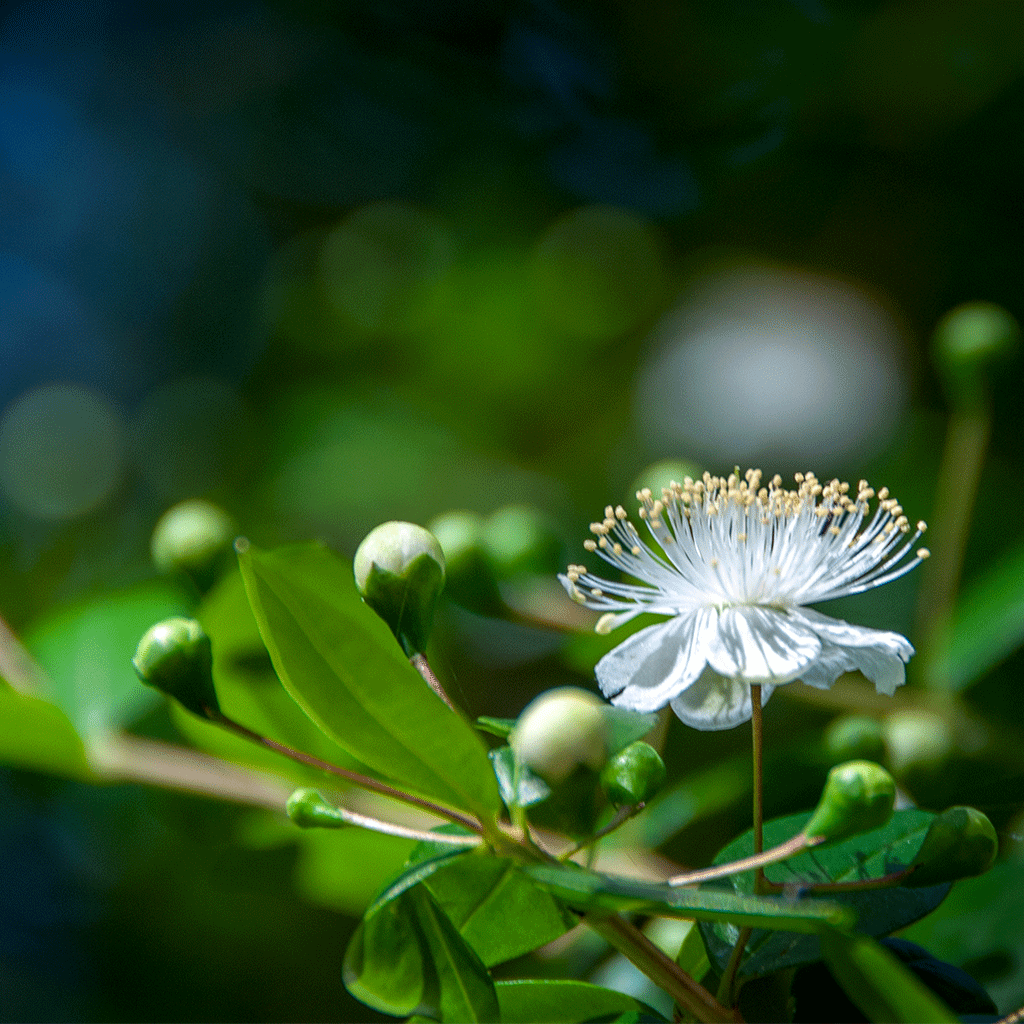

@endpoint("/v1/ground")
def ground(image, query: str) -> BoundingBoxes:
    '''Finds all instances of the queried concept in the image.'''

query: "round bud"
[883,710,954,778]
[804,760,896,844]
[151,499,236,593]
[286,788,347,829]
[133,617,220,719]
[600,741,666,805]
[482,505,563,579]
[933,301,1020,406]
[906,806,998,888]
[428,509,504,615]
[353,521,446,655]
[510,687,609,786]
[824,715,886,765]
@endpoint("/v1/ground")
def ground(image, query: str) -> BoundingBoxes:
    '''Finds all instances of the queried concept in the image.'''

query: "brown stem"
[588,913,735,1024]
[760,865,916,894]
[214,712,484,834]
[410,652,458,712]
[667,832,810,887]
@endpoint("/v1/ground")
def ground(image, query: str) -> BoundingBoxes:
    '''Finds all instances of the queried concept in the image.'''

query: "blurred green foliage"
[1,0,1024,1019]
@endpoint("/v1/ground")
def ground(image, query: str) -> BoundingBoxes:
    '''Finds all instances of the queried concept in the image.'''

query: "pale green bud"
[600,741,666,805]
[151,499,236,593]
[482,504,563,579]
[286,788,348,829]
[824,715,886,765]
[353,521,446,655]
[428,509,504,614]
[906,806,998,888]
[933,301,1020,407]
[509,687,609,786]
[804,760,896,844]
[133,617,220,719]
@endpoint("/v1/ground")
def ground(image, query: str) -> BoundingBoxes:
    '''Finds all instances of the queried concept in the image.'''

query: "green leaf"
[237,542,501,820]
[0,684,95,779]
[25,581,188,733]
[495,979,666,1023]
[423,855,577,967]
[821,932,959,1023]
[343,891,429,1016]
[476,716,516,738]
[174,567,368,782]
[700,808,951,978]
[525,863,853,933]
[489,745,551,808]
[409,886,499,1023]
[935,540,1024,690]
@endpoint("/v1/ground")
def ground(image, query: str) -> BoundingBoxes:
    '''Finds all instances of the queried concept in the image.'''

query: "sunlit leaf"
[0,684,95,780]
[700,808,951,977]
[237,542,501,820]
[821,932,958,1023]
[423,854,577,967]
[409,885,499,1023]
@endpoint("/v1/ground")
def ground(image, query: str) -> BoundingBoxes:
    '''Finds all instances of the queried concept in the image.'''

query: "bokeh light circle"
[636,265,907,466]
[0,382,126,519]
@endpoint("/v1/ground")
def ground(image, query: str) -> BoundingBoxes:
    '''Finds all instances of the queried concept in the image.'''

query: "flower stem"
[666,832,811,887]
[916,402,991,690]
[410,652,459,712]
[750,684,765,892]
[586,913,735,1024]
[213,711,485,834]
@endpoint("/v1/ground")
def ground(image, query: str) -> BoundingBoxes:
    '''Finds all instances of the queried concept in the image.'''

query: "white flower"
[560,470,929,731]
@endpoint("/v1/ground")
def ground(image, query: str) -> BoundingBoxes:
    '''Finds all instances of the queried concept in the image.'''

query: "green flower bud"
[353,521,446,655]
[428,510,504,615]
[933,301,1020,407]
[600,741,666,805]
[824,715,886,765]
[133,617,220,719]
[906,806,998,888]
[804,760,896,844]
[286,788,347,829]
[510,687,609,786]
[482,505,563,579]
[151,499,237,594]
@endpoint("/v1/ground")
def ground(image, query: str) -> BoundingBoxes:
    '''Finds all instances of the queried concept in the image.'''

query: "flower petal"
[669,669,775,731]
[595,608,716,714]
[791,607,913,696]
[705,606,822,683]
[795,644,857,690]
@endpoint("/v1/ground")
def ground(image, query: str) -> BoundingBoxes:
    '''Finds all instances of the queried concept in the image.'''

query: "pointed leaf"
[700,808,951,978]
[343,892,429,1017]
[0,683,94,779]
[495,979,666,1023]
[409,886,499,1024]
[489,745,551,808]
[237,542,500,820]
[525,863,853,933]
[821,932,959,1023]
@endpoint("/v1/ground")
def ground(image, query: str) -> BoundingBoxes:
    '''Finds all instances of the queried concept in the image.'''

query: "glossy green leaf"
[343,891,429,1016]
[423,855,577,967]
[174,567,368,782]
[409,885,499,1023]
[26,581,188,733]
[821,932,959,1023]
[237,542,501,820]
[700,808,951,978]
[495,979,666,1023]
[0,684,95,780]
[934,540,1024,690]
[525,863,853,933]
